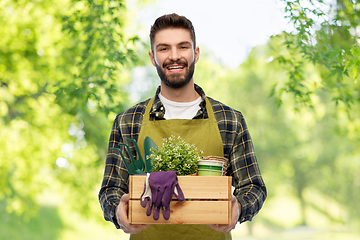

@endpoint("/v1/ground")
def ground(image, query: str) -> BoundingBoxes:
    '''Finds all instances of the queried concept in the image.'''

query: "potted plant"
[150,136,202,176]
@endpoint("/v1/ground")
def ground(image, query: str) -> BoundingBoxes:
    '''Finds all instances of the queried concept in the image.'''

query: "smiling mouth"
[166,65,185,71]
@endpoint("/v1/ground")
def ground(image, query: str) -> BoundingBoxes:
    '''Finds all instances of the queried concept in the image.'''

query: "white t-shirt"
[159,93,202,120]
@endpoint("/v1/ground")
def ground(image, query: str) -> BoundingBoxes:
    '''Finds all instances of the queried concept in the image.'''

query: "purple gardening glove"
[140,173,153,216]
[140,171,184,220]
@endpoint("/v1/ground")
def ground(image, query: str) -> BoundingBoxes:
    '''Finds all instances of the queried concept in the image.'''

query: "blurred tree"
[270,1,360,228]
[0,0,140,218]
[273,0,360,115]
[195,36,359,230]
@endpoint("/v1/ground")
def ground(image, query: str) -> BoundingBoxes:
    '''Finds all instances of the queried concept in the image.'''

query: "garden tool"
[143,136,157,173]
[140,171,184,220]
[111,139,146,175]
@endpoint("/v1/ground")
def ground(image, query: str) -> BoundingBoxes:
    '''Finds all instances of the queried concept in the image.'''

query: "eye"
[157,46,169,52]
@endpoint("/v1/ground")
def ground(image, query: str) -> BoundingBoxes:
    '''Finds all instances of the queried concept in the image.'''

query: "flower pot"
[197,169,222,176]
[197,159,224,176]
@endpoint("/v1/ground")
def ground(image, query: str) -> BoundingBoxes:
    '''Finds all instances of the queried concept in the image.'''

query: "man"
[98,13,266,240]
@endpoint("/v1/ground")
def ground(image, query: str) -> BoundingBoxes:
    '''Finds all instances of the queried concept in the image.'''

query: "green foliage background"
[0,0,359,239]
[1,0,138,238]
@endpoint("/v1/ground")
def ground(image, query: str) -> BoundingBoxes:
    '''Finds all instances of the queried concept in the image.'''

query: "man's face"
[149,28,200,88]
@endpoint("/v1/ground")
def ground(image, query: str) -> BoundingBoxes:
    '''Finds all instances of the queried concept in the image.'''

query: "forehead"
[153,28,193,47]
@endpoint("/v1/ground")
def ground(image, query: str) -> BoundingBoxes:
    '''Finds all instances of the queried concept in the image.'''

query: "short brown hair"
[149,13,196,52]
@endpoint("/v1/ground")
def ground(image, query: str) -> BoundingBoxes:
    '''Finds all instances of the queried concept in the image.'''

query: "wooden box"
[129,175,232,224]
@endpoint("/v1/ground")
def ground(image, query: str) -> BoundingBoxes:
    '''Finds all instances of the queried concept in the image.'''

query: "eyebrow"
[155,41,192,49]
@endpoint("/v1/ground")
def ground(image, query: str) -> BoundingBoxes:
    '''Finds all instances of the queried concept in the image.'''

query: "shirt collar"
[149,84,207,120]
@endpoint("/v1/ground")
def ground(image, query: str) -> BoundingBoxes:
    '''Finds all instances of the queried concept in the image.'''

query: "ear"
[194,46,200,64]
[149,51,156,67]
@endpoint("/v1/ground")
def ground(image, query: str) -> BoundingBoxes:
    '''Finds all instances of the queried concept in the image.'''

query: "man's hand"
[116,194,149,234]
[207,195,241,233]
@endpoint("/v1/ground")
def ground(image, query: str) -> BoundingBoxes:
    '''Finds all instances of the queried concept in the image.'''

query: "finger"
[116,194,131,227]
[207,224,224,232]
[131,224,150,232]
[117,205,130,225]
[146,201,152,216]
[122,224,149,234]
[207,224,235,233]
[217,225,233,233]
[119,224,129,231]
[116,195,149,234]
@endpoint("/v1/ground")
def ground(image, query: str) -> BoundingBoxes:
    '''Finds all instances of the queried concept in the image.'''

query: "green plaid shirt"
[98,84,266,228]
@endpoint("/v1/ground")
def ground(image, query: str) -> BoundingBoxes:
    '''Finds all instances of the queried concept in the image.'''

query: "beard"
[155,59,195,89]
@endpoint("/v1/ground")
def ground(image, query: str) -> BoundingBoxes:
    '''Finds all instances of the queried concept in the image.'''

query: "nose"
[169,48,180,61]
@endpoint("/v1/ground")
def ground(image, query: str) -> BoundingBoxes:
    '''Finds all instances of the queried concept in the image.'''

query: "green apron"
[131,97,232,240]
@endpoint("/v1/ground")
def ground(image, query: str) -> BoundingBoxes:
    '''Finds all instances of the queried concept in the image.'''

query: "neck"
[160,79,200,102]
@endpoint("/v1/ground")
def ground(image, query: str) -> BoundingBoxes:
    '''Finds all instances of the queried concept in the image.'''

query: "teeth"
[167,66,184,70]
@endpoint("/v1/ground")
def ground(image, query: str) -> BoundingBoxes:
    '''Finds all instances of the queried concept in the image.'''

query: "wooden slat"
[129,176,232,200]
[129,200,230,224]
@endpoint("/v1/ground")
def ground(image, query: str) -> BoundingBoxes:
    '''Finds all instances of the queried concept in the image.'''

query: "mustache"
[162,60,188,68]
